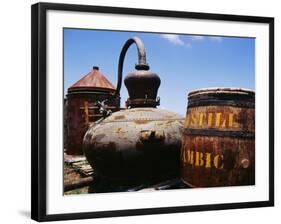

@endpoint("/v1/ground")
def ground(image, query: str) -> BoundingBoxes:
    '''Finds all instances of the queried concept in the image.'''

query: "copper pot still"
[83,37,184,187]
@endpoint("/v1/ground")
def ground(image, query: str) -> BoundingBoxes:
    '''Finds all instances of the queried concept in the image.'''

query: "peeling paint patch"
[134,120,151,124]
[92,134,106,142]
[114,115,126,120]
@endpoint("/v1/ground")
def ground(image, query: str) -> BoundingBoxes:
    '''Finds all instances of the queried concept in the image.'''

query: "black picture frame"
[31,2,274,222]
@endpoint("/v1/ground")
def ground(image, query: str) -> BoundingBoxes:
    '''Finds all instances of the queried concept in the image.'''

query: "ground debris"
[64,153,94,177]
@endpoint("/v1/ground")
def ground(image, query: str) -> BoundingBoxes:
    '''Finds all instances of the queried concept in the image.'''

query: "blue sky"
[64,29,255,116]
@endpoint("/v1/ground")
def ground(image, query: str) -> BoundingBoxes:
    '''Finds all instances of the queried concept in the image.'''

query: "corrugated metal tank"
[65,66,120,155]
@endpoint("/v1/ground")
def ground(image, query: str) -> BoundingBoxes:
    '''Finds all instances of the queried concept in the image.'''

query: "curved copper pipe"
[114,37,149,98]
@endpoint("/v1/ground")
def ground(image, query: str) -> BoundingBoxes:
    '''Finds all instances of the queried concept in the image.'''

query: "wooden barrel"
[181,88,255,187]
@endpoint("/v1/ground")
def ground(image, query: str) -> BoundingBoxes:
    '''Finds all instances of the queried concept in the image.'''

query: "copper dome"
[68,66,115,93]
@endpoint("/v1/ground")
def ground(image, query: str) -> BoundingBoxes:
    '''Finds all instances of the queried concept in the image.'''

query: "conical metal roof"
[68,66,115,92]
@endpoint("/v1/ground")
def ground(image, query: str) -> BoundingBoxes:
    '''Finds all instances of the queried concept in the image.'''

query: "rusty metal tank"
[66,66,120,155]
[83,37,184,186]
[181,88,255,187]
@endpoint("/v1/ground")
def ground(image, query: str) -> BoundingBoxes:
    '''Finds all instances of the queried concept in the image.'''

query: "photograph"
[63,29,255,194]
[31,3,274,221]
[0,0,278,223]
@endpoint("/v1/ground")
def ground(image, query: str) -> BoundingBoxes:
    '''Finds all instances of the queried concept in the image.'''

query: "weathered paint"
[184,106,254,132]
[65,67,120,155]
[83,108,184,186]
[68,66,116,92]
[181,88,255,187]
[83,37,184,188]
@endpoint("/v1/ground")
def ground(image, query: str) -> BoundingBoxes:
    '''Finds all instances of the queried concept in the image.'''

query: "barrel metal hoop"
[184,128,255,138]
[187,100,255,108]
[102,118,184,123]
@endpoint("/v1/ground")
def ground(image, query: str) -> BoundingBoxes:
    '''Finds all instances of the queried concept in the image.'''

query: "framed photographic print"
[31,2,274,222]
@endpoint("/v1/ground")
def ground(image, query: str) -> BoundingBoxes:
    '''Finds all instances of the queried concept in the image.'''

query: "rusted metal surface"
[65,67,120,155]
[115,37,160,108]
[187,87,255,108]
[63,155,188,193]
[83,37,184,188]
[68,66,116,92]
[181,88,255,187]
[115,37,150,99]
[124,70,161,108]
[83,108,184,186]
